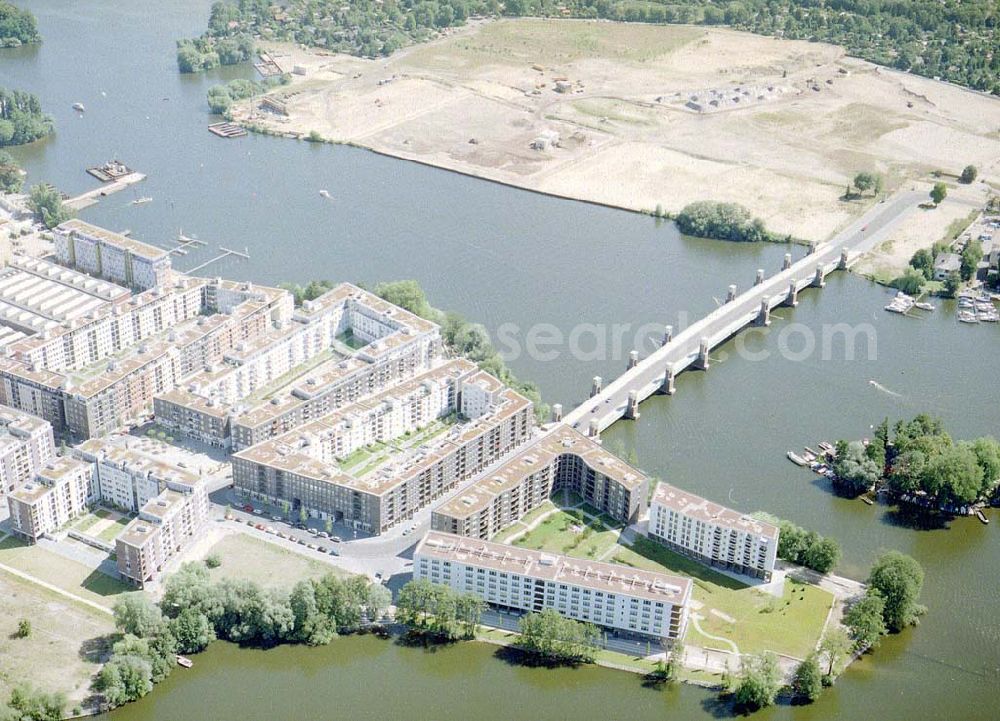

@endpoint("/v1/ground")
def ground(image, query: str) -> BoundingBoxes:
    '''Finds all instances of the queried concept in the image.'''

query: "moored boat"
[975,509,989,524]
[176,655,193,668]
[787,451,808,466]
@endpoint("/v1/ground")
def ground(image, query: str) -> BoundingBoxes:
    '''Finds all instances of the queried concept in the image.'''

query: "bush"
[204,553,221,569]
[675,201,770,242]
[15,618,31,638]
[959,165,978,184]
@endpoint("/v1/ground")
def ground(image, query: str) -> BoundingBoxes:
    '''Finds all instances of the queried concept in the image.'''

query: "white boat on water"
[72,102,85,112]
[914,302,935,311]
[958,311,979,324]
[131,196,152,205]
[787,451,808,466]
[319,189,331,199]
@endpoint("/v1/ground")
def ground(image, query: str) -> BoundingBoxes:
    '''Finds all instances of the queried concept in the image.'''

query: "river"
[3,2,999,720]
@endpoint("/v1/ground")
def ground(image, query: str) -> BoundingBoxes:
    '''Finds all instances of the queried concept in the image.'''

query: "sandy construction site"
[236,19,1000,242]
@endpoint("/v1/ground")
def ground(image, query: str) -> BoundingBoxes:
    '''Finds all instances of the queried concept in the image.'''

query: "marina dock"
[185,246,251,274]
[64,172,147,211]
[208,121,248,139]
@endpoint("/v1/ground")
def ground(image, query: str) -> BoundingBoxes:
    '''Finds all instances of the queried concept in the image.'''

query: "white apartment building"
[53,219,171,290]
[648,483,779,581]
[6,456,97,541]
[0,405,55,496]
[414,531,691,642]
[116,477,210,588]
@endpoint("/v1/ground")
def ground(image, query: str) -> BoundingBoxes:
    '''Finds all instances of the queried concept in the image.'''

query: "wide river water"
[4,2,999,720]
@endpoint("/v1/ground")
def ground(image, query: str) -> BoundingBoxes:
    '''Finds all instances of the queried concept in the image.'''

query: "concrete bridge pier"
[781,280,799,307]
[591,376,603,398]
[659,366,676,395]
[811,264,826,288]
[624,390,641,420]
[755,269,765,286]
[839,248,850,270]
[726,284,737,303]
[695,337,711,370]
[782,253,792,271]
[627,350,639,370]
[662,325,673,346]
[757,296,771,326]
[588,418,600,440]
[551,403,563,423]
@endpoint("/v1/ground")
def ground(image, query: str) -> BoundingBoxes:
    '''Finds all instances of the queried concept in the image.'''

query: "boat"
[861,496,875,506]
[975,509,989,524]
[802,448,817,463]
[176,655,193,668]
[787,451,808,466]
[130,196,152,205]
[72,102,85,112]
[914,302,935,311]
[958,310,979,324]
[319,189,331,199]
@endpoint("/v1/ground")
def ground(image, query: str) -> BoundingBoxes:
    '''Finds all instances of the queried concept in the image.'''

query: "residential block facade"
[414,531,691,642]
[0,405,54,497]
[6,456,97,541]
[648,483,779,581]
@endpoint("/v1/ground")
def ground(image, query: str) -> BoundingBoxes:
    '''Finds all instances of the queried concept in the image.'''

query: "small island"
[0,87,54,147]
[0,2,39,47]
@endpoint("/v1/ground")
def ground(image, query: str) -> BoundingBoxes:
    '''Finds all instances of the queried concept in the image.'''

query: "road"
[564,191,925,433]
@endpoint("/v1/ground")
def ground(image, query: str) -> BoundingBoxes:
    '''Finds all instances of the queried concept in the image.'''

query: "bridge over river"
[562,191,926,435]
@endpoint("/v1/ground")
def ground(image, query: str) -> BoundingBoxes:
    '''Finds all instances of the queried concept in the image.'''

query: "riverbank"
[229,18,1000,244]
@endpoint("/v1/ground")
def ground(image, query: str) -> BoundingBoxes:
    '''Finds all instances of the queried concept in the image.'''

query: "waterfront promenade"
[564,191,925,434]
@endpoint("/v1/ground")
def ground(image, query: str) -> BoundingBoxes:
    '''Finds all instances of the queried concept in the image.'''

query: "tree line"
[176,1,998,94]
[833,415,1000,507]
[96,562,391,709]
[752,512,841,573]
[395,579,601,664]
[0,2,39,47]
[0,88,54,147]
[206,76,288,114]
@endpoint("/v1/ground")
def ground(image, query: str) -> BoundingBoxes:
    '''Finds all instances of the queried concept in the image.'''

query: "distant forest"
[0,1,40,47]
[178,0,998,94]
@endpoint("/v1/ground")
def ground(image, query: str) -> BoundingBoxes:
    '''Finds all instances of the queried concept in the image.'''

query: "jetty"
[185,246,251,274]
[563,191,925,436]
[86,160,134,183]
[208,121,247,139]
[64,172,147,211]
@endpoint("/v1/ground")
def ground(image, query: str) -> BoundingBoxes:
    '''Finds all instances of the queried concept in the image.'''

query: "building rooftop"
[416,531,692,605]
[57,218,169,262]
[651,482,778,540]
[435,423,646,519]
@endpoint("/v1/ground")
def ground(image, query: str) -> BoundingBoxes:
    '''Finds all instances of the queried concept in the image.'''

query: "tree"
[731,652,782,710]
[373,280,433,318]
[868,552,925,632]
[959,165,978,184]
[113,595,164,638]
[832,440,881,496]
[364,583,392,623]
[298,506,308,525]
[792,654,823,702]
[5,684,65,721]
[0,3,41,46]
[943,272,961,298]
[818,627,852,676]
[27,183,71,228]
[675,201,770,242]
[171,607,215,653]
[15,618,31,638]
[853,171,880,196]
[0,88,54,146]
[0,149,22,192]
[204,553,221,569]
[890,268,925,296]
[206,85,232,114]
[844,591,887,651]
[95,655,153,707]
[929,182,947,205]
[803,537,841,574]
[960,240,982,282]
[970,437,1000,490]
[921,445,983,504]
[518,608,600,664]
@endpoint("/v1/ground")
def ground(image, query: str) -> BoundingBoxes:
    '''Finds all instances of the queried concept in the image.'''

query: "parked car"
[271,515,281,522]
[317,531,329,539]
[307,543,316,550]
[330,536,342,543]
[265,526,276,534]
[243,504,253,513]
[307,528,319,536]
[318,546,327,553]
[252,508,262,515]
[329,548,340,556]
[298,539,307,546]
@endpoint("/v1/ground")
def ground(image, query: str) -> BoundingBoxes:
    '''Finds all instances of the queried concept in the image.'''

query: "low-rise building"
[933,252,962,280]
[6,456,96,541]
[648,483,779,581]
[431,424,647,540]
[116,476,209,588]
[414,531,691,642]
[0,405,55,497]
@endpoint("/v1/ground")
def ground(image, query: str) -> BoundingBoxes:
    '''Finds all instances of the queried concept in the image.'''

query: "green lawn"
[611,537,832,659]
[97,517,131,542]
[204,533,353,588]
[0,536,135,609]
[512,509,619,560]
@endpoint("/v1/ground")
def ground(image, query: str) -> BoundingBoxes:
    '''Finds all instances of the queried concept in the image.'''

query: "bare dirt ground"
[234,19,1000,243]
